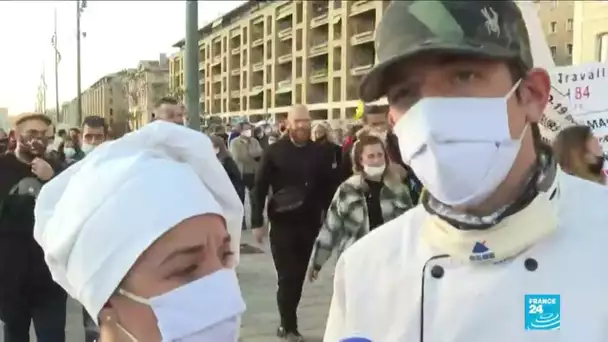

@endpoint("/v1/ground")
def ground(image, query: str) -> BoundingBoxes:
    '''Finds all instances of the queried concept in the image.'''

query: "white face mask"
[394,80,525,206]
[64,147,76,159]
[268,138,277,145]
[81,143,96,155]
[117,269,245,342]
[213,147,220,155]
[241,130,252,138]
[363,164,386,177]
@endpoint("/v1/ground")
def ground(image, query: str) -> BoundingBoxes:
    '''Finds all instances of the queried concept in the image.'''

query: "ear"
[519,68,551,123]
[388,106,404,127]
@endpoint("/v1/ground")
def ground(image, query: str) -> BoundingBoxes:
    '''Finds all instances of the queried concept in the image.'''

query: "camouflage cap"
[359,0,533,103]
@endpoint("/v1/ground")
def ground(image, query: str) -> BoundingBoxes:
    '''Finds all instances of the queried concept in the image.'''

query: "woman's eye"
[171,264,198,278]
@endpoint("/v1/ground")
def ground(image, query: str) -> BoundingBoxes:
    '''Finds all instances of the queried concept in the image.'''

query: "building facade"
[536,0,574,66]
[62,71,132,129]
[170,0,390,122]
[572,1,608,64]
[127,55,170,129]
[0,107,9,131]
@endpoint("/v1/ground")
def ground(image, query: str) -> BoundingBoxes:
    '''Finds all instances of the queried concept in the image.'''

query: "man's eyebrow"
[160,245,202,265]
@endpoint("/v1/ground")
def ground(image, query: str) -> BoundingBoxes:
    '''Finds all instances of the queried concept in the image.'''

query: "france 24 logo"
[524,294,561,330]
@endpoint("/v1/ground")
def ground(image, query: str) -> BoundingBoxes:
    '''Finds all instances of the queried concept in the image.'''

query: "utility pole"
[53,8,60,122]
[76,0,86,125]
[185,0,201,130]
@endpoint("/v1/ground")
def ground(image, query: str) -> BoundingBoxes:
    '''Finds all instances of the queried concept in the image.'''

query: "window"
[567,43,573,56]
[566,19,573,31]
[597,33,608,62]
[550,46,557,57]
[550,21,557,33]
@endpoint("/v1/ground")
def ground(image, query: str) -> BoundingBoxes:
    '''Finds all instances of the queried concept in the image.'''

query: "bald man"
[251,104,334,341]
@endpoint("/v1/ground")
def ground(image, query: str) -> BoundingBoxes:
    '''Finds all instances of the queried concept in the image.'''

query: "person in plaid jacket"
[307,135,414,280]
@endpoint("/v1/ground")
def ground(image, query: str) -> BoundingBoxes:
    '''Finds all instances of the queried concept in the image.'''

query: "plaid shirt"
[310,172,413,271]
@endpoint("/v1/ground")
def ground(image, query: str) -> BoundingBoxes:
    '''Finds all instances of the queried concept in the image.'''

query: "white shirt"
[324,171,608,342]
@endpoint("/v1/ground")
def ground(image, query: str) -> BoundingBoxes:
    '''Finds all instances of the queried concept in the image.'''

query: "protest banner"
[518,1,578,142]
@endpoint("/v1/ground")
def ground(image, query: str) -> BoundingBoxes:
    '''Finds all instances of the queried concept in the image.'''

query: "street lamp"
[185,1,201,130]
[76,0,87,125]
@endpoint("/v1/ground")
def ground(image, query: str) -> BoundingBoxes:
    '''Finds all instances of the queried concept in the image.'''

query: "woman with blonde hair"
[553,125,606,185]
[307,134,413,282]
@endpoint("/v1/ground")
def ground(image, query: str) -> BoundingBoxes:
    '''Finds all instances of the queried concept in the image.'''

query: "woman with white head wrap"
[34,121,245,342]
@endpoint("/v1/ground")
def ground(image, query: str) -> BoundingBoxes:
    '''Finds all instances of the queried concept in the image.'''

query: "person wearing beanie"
[34,121,245,341]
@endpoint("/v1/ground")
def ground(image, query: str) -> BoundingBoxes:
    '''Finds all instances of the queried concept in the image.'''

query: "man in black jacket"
[0,113,66,342]
[251,104,334,342]
[342,105,423,204]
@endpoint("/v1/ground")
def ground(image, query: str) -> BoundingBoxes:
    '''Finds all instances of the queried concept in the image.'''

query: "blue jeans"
[1,288,66,342]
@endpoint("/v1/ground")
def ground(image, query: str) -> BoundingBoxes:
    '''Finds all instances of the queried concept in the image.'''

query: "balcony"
[212,56,221,65]
[277,3,293,20]
[277,79,293,94]
[212,74,222,83]
[311,13,328,28]
[230,29,240,39]
[230,90,240,98]
[350,30,374,45]
[309,40,329,57]
[199,78,205,85]
[278,28,293,41]
[350,63,373,76]
[252,36,264,47]
[311,2,329,28]
[231,47,241,55]
[350,0,375,16]
[252,62,264,72]
[230,68,241,76]
[278,53,292,64]
[199,61,205,70]
[213,94,222,100]
[310,68,328,83]
[249,85,264,96]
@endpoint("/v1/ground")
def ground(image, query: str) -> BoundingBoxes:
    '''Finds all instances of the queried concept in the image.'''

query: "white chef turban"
[33,121,243,320]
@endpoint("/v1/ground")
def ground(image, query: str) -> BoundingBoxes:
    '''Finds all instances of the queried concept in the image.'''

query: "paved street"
[7,230,335,342]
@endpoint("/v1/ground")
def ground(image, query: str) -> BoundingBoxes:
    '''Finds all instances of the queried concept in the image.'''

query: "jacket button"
[524,258,538,271]
[430,265,444,279]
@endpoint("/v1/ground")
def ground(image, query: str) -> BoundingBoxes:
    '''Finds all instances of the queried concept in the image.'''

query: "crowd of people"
[2,1,608,341]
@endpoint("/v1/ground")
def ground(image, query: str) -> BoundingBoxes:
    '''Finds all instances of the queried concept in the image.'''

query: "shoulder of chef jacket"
[325,170,608,342]
[33,121,243,321]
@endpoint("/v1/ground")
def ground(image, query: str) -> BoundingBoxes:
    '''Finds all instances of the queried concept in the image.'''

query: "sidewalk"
[238,230,334,342]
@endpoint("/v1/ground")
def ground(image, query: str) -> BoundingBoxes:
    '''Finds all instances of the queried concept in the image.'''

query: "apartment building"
[60,99,78,127]
[536,0,574,66]
[170,0,389,122]
[572,1,608,64]
[0,107,8,131]
[127,55,170,129]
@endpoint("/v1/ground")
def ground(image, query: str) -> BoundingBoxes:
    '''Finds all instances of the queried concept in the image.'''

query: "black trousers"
[83,307,99,342]
[0,284,67,342]
[269,222,319,332]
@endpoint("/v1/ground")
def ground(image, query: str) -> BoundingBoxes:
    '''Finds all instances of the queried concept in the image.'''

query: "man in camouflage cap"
[324,1,608,341]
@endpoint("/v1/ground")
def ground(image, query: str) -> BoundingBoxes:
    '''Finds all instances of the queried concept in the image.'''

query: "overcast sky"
[0,0,244,115]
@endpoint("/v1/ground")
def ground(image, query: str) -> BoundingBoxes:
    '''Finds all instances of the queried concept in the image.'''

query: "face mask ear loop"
[116,322,140,342]
[505,79,523,100]
[118,288,150,305]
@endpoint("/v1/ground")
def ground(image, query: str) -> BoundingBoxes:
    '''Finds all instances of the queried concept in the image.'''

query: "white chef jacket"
[324,171,608,342]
